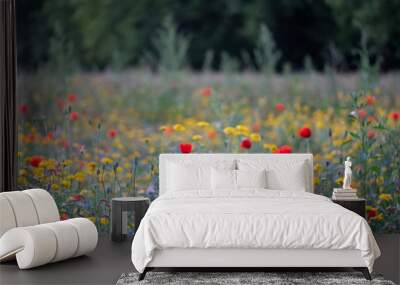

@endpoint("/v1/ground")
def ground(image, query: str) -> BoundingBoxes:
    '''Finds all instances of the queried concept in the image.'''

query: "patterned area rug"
[116,272,395,285]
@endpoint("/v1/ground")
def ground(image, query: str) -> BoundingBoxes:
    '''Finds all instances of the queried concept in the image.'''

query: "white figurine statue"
[342,157,352,189]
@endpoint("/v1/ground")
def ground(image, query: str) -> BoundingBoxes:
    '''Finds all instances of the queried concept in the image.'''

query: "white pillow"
[211,169,268,191]
[266,166,306,191]
[238,159,308,191]
[211,168,236,190]
[167,162,211,191]
[236,169,267,189]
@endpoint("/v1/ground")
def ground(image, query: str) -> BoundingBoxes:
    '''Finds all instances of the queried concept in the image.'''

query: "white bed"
[131,154,380,280]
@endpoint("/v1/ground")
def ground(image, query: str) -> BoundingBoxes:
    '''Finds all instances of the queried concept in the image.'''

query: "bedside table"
[111,197,150,242]
[332,198,366,219]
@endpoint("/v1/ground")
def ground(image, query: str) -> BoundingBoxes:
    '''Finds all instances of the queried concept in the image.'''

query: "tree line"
[16,0,400,72]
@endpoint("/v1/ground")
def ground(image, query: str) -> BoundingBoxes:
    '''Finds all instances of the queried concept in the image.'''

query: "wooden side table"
[111,197,150,242]
[332,198,366,219]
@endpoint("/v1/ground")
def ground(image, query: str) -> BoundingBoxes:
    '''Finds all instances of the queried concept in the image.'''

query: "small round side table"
[111,197,150,242]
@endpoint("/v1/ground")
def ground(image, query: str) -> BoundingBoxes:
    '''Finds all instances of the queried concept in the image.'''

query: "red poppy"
[298,127,312,138]
[357,109,367,120]
[71,194,84,201]
[365,95,376,105]
[29,155,44,167]
[19,104,28,114]
[273,145,292,154]
[42,132,54,144]
[60,213,69,220]
[179,143,193,153]
[69,111,78,121]
[107,129,118,139]
[389,111,400,121]
[46,132,54,140]
[240,138,252,149]
[67,93,77,103]
[367,208,377,219]
[367,130,375,139]
[198,87,212,97]
[275,103,285,111]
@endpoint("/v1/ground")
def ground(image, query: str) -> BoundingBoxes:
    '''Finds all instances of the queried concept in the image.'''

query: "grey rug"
[116,272,396,285]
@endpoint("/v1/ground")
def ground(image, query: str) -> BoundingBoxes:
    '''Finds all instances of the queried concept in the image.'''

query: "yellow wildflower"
[333,140,343,147]
[116,166,124,173]
[379,193,392,202]
[263,143,278,152]
[173,124,186,132]
[46,159,57,170]
[376,176,384,185]
[100,217,109,225]
[236,124,250,136]
[62,160,73,167]
[197,121,210,128]
[192,135,202,141]
[32,167,44,179]
[335,177,343,186]
[325,152,334,161]
[223,127,236,136]
[61,180,71,189]
[74,172,86,183]
[101,157,113,165]
[88,217,96,224]
[250,133,261,142]
[51,184,60,191]
[87,161,96,171]
[375,214,384,222]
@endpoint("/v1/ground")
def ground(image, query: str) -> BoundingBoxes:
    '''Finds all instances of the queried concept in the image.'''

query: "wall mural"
[16,2,400,234]
[17,72,400,234]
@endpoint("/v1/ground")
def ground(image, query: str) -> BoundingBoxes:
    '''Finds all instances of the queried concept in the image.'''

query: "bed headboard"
[159,153,313,195]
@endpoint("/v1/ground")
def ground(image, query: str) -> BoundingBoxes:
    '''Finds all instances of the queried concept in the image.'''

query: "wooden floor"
[1,234,397,284]
[0,235,134,285]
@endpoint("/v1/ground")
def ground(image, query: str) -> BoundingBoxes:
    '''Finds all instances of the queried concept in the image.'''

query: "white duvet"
[131,190,380,273]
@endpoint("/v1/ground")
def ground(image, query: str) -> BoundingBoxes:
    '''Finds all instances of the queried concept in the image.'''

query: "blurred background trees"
[16,0,400,72]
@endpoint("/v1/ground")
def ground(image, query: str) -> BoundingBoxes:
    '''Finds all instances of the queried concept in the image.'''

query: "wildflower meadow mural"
[16,1,400,234]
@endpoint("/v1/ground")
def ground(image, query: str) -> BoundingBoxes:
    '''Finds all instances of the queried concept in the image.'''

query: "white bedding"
[131,190,380,273]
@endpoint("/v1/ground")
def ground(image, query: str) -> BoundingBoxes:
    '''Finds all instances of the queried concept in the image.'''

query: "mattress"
[131,190,380,273]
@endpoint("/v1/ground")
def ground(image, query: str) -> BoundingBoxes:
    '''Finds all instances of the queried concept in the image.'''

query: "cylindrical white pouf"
[23,189,60,224]
[0,196,17,237]
[64,218,98,257]
[42,221,79,262]
[0,226,57,269]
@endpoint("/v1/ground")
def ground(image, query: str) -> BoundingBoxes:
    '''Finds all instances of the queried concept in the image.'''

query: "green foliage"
[221,52,240,73]
[47,21,77,74]
[145,16,190,73]
[254,24,281,74]
[356,30,381,89]
[16,0,400,71]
